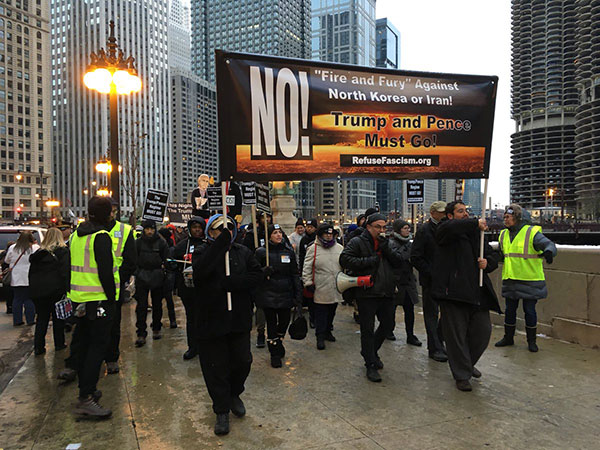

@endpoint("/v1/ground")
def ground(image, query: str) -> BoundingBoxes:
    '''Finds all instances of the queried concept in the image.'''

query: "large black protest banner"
[216,51,497,181]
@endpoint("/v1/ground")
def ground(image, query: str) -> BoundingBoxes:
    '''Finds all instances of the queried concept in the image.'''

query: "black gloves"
[216,228,232,246]
[543,250,553,264]
[263,266,275,278]
[221,275,232,290]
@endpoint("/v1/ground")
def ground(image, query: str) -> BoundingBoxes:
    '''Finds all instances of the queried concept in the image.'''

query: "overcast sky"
[179,0,511,205]
[376,0,512,206]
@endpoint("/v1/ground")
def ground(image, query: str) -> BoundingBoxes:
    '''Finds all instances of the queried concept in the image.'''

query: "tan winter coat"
[302,239,343,305]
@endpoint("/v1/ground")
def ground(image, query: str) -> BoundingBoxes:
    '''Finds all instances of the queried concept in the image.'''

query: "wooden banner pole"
[221,182,232,311]
[479,178,489,287]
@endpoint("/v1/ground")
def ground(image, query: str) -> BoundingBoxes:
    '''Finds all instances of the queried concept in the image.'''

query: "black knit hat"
[88,196,112,224]
[364,207,378,218]
[295,218,305,227]
[316,222,335,236]
[366,213,387,225]
[141,219,156,230]
[393,219,410,233]
[267,223,282,238]
[187,216,206,232]
[306,218,318,228]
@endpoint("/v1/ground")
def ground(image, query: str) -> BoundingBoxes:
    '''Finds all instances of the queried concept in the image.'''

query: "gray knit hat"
[505,204,523,223]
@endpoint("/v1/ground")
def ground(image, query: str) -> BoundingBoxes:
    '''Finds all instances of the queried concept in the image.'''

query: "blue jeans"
[504,298,538,328]
[12,286,35,325]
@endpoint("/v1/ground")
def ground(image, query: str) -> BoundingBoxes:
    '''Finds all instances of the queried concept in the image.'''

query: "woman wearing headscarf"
[388,220,422,346]
[5,232,39,326]
[255,224,302,367]
[302,223,344,350]
[29,228,70,354]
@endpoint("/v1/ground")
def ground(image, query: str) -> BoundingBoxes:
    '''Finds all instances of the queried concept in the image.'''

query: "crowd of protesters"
[0,191,557,435]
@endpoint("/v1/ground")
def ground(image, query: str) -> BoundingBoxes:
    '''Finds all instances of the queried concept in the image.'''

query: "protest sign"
[142,189,169,223]
[407,180,425,204]
[255,183,271,214]
[216,51,497,181]
[166,203,193,226]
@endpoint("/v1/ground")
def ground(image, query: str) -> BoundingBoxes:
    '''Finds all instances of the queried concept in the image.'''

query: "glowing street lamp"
[45,200,60,208]
[95,159,112,174]
[97,188,110,197]
[83,20,142,217]
[15,172,23,182]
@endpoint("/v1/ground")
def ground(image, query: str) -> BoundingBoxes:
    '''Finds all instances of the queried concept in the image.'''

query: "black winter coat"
[255,242,302,309]
[135,233,168,289]
[409,219,440,287]
[242,225,267,253]
[192,231,262,338]
[431,218,501,313]
[28,246,70,300]
[173,235,205,295]
[298,231,316,272]
[339,230,403,300]
[389,234,419,306]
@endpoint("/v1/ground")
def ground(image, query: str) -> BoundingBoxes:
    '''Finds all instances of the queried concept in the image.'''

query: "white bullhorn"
[335,272,373,294]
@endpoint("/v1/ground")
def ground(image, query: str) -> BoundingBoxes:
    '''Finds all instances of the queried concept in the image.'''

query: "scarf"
[318,236,336,249]
[393,232,412,243]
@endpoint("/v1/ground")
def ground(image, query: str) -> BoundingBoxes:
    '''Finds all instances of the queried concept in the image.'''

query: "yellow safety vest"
[500,225,545,281]
[69,229,120,303]
[108,221,132,270]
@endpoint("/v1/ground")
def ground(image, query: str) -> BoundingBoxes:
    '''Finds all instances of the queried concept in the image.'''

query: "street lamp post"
[83,20,142,218]
[38,167,44,221]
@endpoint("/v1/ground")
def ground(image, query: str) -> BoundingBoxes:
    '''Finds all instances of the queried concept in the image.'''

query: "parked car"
[0,226,47,250]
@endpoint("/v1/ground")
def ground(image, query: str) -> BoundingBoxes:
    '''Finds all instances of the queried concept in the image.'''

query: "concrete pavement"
[0,299,599,449]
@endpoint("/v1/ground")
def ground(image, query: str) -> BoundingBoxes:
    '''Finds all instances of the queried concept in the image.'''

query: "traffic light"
[16,207,22,213]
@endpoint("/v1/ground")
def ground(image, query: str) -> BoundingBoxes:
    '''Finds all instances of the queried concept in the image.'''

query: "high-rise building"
[312,0,377,221]
[171,68,218,202]
[191,0,311,83]
[169,0,192,72]
[510,0,578,214]
[463,179,482,216]
[190,0,314,218]
[574,1,600,218]
[374,17,403,219]
[51,0,171,218]
[0,0,51,221]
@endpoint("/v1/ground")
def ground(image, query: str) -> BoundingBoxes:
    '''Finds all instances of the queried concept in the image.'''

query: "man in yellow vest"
[104,198,137,374]
[495,204,557,352]
[67,196,119,419]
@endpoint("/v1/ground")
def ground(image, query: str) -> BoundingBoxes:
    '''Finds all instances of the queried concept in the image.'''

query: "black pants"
[33,294,65,351]
[198,331,252,414]
[302,295,315,323]
[314,303,337,337]
[357,297,394,366]
[105,285,126,363]
[180,287,198,353]
[263,307,291,340]
[163,272,177,323]
[255,307,265,334]
[65,303,113,398]
[439,300,491,381]
[135,284,164,337]
[391,295,415,337]
[422,286,445,353]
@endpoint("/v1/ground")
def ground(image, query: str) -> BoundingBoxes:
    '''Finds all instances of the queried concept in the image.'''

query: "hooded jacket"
[339,229,403,300]
[192,229,262,338]
[430,218,501,313]
[389,233,419,305]
[255,241,302,309]
[173,217,206,294]
[499,207,557,300]
[135,230,168,289]
[28,246,70,300]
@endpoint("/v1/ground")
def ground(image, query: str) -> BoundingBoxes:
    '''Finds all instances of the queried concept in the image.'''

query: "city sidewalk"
[0,299,599,449]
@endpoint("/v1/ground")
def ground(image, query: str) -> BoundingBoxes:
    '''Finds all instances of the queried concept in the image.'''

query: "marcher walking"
[193,214,262,435]
[173,216,206,360]
[299,218,318,327]
[288,218,305,263]
[340,213,403,382]
[104,200,136,374]
[5,232,39,326]
[159,226,178,328]
[302,223,343,350]
[28,228,70,355]
[495,204,557,352]
[410,201,448,362]
[134,219,168,346]
[431,201,501,392]
[388,220,422,346]
[65,196,118,418]
[255,224,302,367]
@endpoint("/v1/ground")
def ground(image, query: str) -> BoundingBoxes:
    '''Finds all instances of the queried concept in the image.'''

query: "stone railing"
[487,244,600,349]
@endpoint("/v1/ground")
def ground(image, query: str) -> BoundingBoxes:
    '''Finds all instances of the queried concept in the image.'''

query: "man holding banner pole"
[192,212,262,435]
[431,201,501,392]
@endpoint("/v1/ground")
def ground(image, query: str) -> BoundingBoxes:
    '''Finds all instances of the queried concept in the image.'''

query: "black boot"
[214,413,230,435]
[256,331,266,348]
[526,327,539,352]
[495,324,515,347]
[366,364,382,382]
[268,340,282,368]
[316,335,325,350]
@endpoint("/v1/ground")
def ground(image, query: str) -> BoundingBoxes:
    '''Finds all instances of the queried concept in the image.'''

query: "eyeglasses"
[370,224,386,230]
